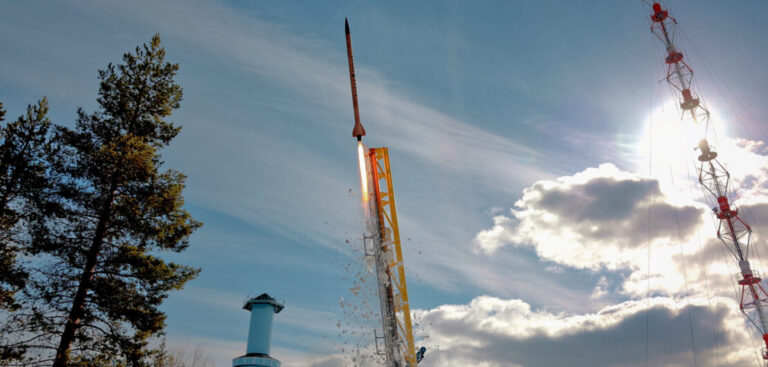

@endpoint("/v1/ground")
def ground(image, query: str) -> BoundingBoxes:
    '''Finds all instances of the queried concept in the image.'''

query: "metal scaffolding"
[364,147,418,367]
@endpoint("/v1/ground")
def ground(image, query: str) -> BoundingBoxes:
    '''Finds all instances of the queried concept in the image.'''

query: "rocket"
[346,18,366,141]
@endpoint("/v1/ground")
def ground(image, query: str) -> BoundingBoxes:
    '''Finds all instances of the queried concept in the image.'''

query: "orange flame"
[357,141,369,202]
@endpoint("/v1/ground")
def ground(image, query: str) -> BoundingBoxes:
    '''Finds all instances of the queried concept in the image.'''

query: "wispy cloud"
[68,0,579,298]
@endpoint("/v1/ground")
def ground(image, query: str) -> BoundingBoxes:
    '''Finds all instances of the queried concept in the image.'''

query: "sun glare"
[637,100,729,202]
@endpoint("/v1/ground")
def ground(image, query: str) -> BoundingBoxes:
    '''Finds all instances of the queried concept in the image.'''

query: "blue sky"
[4,1,768,366]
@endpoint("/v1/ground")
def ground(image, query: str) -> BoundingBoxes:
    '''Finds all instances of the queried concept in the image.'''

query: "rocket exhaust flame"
[358,141,369,203]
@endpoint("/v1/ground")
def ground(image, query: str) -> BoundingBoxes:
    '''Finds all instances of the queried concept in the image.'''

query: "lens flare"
[358,141,369,202]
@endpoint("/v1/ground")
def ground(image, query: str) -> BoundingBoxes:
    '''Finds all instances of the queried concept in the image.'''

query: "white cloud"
[213,294,759,367]
[474,163,703,272]
[413,295,755,367]
[463,117,768,365]
[591,276,610,299]
[470,133,768,342]
[471,161,768,302]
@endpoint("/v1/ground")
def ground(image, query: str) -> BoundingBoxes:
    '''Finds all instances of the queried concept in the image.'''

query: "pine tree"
[0,99,52,361]
[23,34,201,366]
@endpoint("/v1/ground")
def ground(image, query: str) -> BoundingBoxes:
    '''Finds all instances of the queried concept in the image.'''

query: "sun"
[635,100,729,203]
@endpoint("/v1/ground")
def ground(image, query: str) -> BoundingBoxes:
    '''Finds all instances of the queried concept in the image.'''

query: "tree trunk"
[52,185,116,367]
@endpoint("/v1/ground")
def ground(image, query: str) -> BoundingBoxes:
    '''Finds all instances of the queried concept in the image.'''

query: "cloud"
[461,133,768,366]
[470,157,768,302]
[591,276,610,299]
[714,138,768,201]
[305,355,348,367]
[223,294,758,367]
[414,295,754,367]
[475,163,704,271]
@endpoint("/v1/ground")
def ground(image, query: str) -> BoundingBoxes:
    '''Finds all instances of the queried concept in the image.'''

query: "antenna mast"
[648,2,768,361]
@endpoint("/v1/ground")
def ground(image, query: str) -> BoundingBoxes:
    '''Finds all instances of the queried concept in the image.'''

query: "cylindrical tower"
[233,293,284,367]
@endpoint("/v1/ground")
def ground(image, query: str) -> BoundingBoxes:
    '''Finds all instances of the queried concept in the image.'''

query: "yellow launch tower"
[365,147,417,367]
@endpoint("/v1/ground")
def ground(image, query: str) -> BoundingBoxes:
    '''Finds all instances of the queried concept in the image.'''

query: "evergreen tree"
[23,34,201,366]
[0,99,52,361]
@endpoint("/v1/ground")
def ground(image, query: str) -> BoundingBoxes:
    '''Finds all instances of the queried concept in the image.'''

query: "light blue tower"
[233,293,284,367]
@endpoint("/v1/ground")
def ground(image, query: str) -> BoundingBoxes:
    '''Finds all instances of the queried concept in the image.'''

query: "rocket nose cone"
[352,121,366,138]
[345,18,350,34]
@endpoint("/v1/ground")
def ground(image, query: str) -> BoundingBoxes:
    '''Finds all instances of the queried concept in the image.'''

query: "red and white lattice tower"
[648,2,768,361]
